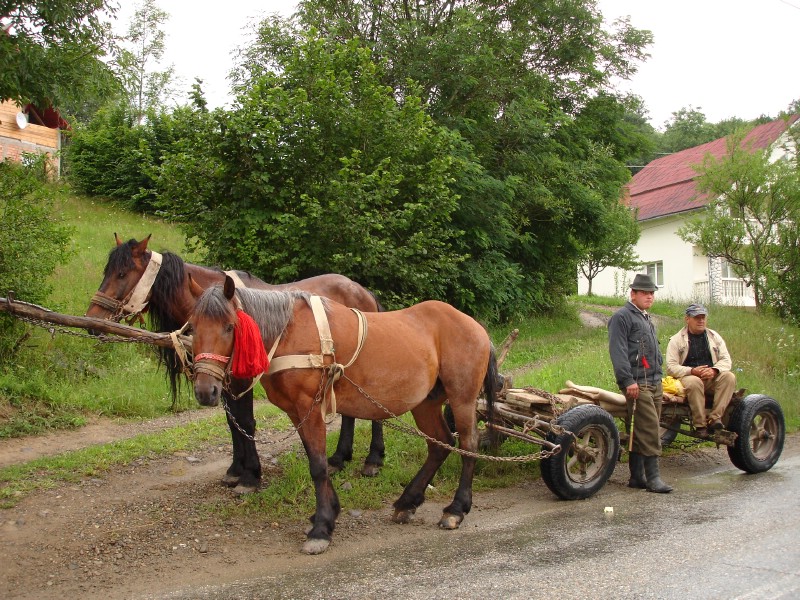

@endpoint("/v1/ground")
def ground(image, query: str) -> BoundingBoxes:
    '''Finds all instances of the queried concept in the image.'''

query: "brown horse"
[189,276,498,554]
[85,234,385,493]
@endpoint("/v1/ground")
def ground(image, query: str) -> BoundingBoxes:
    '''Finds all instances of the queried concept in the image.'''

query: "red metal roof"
[625,115,799,221]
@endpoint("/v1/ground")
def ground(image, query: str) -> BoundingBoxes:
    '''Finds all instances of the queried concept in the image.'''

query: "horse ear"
[188,273,205,299]
[223,275,236,300]
[133,234,151,257]
[114,232,122,246]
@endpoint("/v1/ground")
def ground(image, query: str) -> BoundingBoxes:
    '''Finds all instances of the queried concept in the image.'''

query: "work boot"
[644,456,673,494]
[627,451,647,489]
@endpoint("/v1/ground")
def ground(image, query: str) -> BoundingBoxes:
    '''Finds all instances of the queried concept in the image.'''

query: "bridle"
[89,251,163,323]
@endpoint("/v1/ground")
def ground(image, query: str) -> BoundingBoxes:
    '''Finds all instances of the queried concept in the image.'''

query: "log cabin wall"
[0,100,61,178]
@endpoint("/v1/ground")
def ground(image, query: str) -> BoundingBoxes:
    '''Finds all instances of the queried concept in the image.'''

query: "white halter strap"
[122,251,162,315]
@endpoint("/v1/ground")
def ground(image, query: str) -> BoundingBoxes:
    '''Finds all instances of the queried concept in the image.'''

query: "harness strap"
[122,251,162,315]
[267,297,369,422]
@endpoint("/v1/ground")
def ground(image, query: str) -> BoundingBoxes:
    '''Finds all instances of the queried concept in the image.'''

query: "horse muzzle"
[193,377,222,407]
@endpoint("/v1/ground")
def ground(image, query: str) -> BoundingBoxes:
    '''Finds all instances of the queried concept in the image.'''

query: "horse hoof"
[438,512,463,530]
[327,464,342,476]
[392,508,416,524]
[302,538,330,555]
[221,473,240,487]
[232,483,259,496]
[361,463,381,477]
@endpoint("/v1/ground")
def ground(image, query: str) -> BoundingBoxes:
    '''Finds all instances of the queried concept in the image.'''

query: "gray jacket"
[608,301,663,390]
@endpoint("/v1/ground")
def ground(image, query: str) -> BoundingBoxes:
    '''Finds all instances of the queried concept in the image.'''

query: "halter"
[89,251,163,322]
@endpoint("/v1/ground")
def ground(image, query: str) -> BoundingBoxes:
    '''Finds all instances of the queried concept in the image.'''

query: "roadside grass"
[1,192,202,434]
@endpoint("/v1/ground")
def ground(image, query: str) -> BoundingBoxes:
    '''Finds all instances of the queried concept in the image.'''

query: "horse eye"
[117,270,126,279]
[226,323,235,334]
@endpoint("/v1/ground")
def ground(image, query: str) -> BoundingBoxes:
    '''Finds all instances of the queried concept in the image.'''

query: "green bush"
[0,158,73,359]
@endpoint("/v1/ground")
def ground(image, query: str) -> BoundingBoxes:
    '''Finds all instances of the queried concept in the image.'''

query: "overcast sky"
[118,0,799,130]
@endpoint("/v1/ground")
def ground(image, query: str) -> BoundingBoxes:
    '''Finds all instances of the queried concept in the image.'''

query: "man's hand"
[625,382,640,400]
[691,365,715,380]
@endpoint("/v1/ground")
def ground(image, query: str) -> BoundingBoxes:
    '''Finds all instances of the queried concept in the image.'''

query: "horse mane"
[196,286,315,347]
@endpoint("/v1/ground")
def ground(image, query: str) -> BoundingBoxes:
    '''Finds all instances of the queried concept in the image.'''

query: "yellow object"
[662,375,685,397]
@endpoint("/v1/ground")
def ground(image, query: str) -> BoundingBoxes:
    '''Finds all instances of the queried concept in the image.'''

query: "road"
[150,438,800,600]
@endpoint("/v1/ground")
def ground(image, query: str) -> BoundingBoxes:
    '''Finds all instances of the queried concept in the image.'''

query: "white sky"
[116,0,799,131]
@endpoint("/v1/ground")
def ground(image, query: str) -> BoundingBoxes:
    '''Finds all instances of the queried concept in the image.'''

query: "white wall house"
[579,115,799,306]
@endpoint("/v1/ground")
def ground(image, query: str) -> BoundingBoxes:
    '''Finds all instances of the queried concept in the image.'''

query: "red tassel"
[232,310,269,379]
[642,356,650,369]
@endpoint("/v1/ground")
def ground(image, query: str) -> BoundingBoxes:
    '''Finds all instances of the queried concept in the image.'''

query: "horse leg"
[225,390,261,495]
[439,396,479,529]
[327,415,355,474]
[328,417,386,477]
[362,419,385,477]
[298,422,341,555]
[392,401,453,524]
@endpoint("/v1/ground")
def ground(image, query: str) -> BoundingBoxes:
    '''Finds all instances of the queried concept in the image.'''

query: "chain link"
[14,314,150,344]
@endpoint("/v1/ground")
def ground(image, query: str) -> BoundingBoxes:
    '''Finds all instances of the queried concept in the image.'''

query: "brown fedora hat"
[629,273,657,292]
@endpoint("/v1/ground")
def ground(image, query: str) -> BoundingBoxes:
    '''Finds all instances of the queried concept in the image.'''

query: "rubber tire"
[726,394,785,473]
[659,414,682,446]
[541,404,620,500]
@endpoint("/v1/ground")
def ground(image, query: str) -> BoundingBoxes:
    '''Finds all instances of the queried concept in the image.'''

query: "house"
[579,115,800,306]
[0,99,66,177]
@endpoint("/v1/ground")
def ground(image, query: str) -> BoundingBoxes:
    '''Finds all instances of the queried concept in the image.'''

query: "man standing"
[666,303,736,437]
[608,273,672,493]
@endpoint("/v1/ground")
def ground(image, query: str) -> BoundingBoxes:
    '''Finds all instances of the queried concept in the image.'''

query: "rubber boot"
[627,452,647,489]
[644,456,673,493]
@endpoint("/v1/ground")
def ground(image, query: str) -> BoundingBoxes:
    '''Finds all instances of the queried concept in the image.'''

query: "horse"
[85,234,386,493]
[188,275,498,554]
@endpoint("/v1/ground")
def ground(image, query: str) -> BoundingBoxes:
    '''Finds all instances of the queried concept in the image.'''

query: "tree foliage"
[0,0,118,110]
[679,122,800,317]
[159,33,470,309]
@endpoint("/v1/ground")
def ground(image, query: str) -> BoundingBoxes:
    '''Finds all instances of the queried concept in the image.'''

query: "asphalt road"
[153,441,800,600]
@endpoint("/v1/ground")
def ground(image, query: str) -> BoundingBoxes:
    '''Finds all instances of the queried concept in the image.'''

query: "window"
[643,261,664,287]
[719,259,740,279]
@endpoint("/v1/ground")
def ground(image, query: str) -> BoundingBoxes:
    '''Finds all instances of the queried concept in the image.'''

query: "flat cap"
[685,303,708,317]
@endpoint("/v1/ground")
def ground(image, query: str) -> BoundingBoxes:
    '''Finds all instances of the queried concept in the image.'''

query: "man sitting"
[666,304,736,437]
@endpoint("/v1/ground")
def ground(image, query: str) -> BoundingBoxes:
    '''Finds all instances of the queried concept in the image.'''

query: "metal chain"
[14,314,149,344]
[341,374,558,462]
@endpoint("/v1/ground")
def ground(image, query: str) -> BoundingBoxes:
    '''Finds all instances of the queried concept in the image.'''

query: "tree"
[659,106,718,153]
[292,0,654,315]
[114,0,176,124]
[0,0,118,110]
[158,32,471,310]
[678,122,800,313]
[578,203,640,295]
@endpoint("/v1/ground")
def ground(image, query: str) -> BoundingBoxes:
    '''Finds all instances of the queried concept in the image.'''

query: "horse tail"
[483,345,499,425]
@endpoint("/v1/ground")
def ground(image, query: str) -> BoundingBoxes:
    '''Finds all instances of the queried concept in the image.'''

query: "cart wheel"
[541,404,620,500]
[726,394,784,473]
[659,414,682,446]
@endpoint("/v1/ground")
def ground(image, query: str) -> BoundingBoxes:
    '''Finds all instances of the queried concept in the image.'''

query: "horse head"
[85,234,154,330]
[189,275,239,407]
